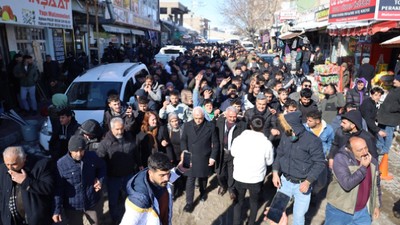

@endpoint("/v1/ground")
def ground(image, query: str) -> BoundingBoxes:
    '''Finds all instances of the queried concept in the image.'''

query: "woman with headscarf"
[136,111,172,167]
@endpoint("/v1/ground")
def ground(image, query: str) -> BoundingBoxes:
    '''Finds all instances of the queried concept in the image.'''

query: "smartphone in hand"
[266,191,290,223]
[182,151,191,169]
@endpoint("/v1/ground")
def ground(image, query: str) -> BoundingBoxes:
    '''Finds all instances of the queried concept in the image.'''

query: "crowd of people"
[1,42,400,225]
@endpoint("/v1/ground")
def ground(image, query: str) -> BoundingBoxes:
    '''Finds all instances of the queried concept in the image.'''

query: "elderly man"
[215,106,247,200]
[97,117,140,224]
[53,135,106,225]
[181,106,219,212]
[0,146,54,225]
[325,137,381,225]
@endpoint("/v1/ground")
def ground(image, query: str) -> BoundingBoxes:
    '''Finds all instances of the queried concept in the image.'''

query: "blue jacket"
[54,151,106,214]
[304,120,335,157]
[120,168,180,225]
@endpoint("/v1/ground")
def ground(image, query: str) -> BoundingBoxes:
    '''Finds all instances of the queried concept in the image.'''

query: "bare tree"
[219,0,280,40]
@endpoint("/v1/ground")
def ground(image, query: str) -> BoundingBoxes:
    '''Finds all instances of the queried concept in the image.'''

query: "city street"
[1,118,399,225]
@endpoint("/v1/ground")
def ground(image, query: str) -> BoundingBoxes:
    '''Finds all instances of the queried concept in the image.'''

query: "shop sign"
[108,0,160,31]
[315,8,329,22]
[328,0,377,23]
[0,0,72,29]
[279,11,296,20]
[376,0,400,20]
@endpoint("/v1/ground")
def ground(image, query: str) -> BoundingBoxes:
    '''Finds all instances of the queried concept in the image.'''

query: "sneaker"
[183,204,194,213]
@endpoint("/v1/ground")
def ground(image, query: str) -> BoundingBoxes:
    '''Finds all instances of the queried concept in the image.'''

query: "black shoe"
[200,193,207,202]
[183,203,194,213]
[218,186,227,196]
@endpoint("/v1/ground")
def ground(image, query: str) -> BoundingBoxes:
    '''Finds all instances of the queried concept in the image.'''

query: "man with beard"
[120,153,188,225]
[327,110,378,169]
[297,88,319,123]
[219,84,241,112]
[159,90,191,123]
[244,94,279,138]
[102,94,134,133]
[97,117,140,224]
[215,106,247,200]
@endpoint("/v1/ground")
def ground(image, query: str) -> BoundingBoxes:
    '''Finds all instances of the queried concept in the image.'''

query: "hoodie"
[272,111,325,184]
[345,77,369,107]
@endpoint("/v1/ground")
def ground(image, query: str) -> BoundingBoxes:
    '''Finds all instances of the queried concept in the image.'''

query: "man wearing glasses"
[289,79,319,103]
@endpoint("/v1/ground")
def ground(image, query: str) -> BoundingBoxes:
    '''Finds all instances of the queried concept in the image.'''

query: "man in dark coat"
[102,94,134,133]
[327,110,378,169]
[376,74,400,155]
[357,57,375,88]
[215,106,247,200]
[181,106,219,212]
[297,88,319,123]
[345,78,369,107]
[360,87,385,137]
[97,117,140,224]
[0,146,54,225]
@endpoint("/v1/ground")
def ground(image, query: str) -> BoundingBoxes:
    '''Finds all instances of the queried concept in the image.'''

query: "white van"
[39,63,150,151]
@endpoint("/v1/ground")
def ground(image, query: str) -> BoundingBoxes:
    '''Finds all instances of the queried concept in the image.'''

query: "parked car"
[39,63,150,151]
[154,45,186,65]
[241,41,255,51]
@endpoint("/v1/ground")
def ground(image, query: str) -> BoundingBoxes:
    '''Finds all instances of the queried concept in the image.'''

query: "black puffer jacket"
[377,87,400,126]
[345,78,369,107]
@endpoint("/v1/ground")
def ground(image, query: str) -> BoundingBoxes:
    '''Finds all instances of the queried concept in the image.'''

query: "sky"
[163,0,226,28]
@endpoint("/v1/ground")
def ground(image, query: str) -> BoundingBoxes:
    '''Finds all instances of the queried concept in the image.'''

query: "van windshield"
[66,82,122,110]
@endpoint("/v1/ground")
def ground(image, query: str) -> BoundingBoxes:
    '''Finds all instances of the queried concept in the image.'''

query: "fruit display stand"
[314,64,341,93]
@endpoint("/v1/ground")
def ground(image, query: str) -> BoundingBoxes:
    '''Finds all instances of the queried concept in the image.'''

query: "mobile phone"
[182,151,191,169]
[266,191,290,223]
[165,96,170,102]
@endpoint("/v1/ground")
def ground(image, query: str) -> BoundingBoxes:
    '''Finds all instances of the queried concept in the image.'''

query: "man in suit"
[181,107,219,212]
[215,106,247,200]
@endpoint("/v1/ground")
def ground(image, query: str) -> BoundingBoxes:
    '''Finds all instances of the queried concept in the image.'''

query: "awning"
[381,36,400,48]
[131,29,145,36]
[102,25,131,34]
[279,31,304,40]
[291,21,329,32]
[327,21,399,37]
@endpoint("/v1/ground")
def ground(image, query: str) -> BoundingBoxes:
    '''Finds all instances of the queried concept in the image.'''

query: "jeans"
[107,174,134,223]
[20,86,37,111]
[376,125,395,154]
[278,175,311,225]
[324,203,371,225]
[302,62,310,75]
[233,181,262,225]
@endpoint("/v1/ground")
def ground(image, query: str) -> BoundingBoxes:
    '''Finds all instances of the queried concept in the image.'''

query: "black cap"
[341,110,363,130]
[68,135,86,152]
[79,119,102,137]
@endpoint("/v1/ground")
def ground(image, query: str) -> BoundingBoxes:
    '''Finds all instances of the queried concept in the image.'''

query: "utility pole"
[95,0,100,63]
[86,0,91,65]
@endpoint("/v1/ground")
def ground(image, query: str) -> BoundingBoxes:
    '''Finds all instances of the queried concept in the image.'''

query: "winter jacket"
[272,111,325,184]
[0,156,54,225]
[304,120,334,157]
[377,86,400,126]
[327,147,381,215]
[244,107,277,138]
[298,100,319,123]
[49,118,80,161]
[97,131,140,177]
[102,106,135,133]
[345,78,369,107]
[360,97,380,135]
[141,82,162,102]
[328,110,378,159]
[319,93,346,124]
[119,168,181,225]
[13,63,39,87]
[54,151,106,214]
